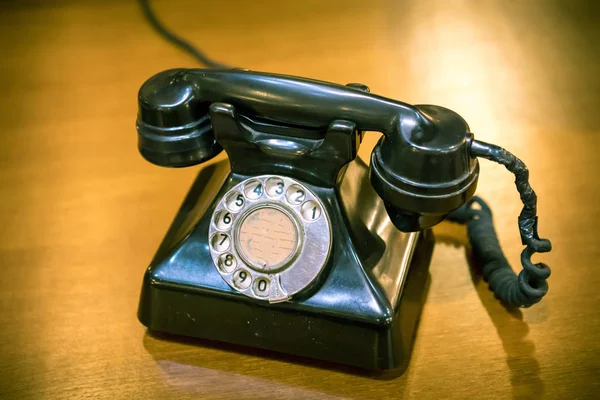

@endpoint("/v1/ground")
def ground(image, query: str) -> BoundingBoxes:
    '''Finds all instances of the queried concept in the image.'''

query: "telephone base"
[138,161,433,371]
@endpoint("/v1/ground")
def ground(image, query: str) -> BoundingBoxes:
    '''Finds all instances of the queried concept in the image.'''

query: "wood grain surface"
[0,1,598,399]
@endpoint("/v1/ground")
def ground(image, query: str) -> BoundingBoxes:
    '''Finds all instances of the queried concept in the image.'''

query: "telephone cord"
[139,0,230,69]
[447,140,552,307]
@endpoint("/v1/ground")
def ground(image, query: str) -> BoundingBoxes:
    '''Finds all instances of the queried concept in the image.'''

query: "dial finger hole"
[214,210,234,230]
[253,277,270,297]
[210,232,231,252]
[300,200,321,221]
[285,184,306,205]
[243,179,263,200]
[217,253,237,273]
[232,268,252,289]
[225,191,245,212]
[265,177,285,197]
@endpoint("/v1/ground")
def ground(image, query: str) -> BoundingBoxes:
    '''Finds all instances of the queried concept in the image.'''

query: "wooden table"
[1,1,598,398]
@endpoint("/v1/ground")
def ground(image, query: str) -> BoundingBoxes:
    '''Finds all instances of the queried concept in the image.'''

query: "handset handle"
[138,68,417,131]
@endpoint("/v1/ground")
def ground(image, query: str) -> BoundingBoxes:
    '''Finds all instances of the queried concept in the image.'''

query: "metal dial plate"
[209,175,332,302]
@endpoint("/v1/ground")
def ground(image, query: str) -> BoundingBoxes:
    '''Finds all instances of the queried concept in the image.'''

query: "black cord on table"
[448,140,552,308]
[139,0,230,69]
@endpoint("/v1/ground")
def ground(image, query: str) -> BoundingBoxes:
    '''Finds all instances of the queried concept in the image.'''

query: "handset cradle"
[137,69,479,231]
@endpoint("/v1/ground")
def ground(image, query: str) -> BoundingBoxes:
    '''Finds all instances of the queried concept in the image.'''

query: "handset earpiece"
[136,69,222,167]
[369,105,479,232]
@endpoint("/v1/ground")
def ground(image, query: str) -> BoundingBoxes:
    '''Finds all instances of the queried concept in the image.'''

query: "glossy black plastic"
[137,69,479,230]
[138,161,434,370]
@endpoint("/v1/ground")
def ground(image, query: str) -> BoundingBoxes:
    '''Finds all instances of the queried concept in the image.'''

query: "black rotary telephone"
[136,68,552,370]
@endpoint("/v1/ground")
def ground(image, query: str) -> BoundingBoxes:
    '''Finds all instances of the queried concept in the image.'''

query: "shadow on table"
[435,224,545,400]
[469,259,545,399]
[142,328,414,399]
[143,328,407,378]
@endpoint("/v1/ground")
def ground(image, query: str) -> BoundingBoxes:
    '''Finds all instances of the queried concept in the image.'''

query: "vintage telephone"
[136,68,552,370]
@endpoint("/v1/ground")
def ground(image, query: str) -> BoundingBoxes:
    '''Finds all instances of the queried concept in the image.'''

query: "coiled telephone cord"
[448,140,552,308]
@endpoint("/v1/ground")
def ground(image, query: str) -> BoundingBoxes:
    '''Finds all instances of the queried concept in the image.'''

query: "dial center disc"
[237,206,298,271]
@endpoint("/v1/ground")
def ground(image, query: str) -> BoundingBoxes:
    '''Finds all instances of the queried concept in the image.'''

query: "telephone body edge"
[138,155,434,370]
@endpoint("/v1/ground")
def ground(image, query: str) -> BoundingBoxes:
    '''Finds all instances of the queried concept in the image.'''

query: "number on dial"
[218,253,236,273]
[211,233,231,252]
[232,269,252,289]
[253,278,270,297]
[286,184,306,205]
[244,180,263,199]
[226,192,245,212]
[214,210,233,230]
[266,177,285,197]
[300,200,321,221]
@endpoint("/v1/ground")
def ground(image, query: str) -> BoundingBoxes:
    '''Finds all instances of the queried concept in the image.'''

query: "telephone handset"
[136,69,551,370]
